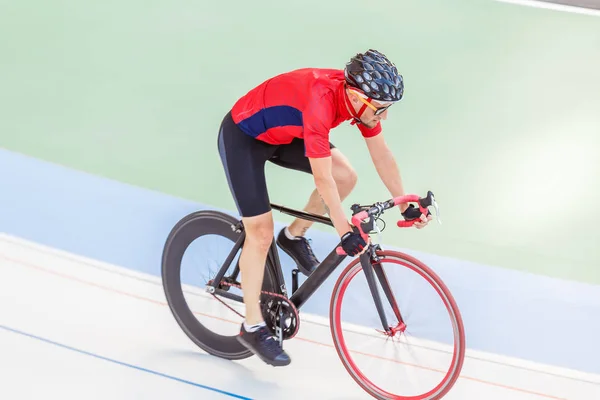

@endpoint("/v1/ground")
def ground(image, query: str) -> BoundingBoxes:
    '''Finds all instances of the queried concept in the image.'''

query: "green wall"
[1,0,599,284]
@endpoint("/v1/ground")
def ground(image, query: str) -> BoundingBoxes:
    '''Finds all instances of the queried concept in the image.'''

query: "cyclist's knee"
[331,149,358,192]
[242,212,274,253]
[335,166,358,192]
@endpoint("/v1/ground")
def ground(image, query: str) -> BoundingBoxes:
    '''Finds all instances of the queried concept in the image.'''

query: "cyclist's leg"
[217,111,290,366]
[301,146,357,217]
[269,140,357,274]
[271,141,357,232]
[237,212,273,325]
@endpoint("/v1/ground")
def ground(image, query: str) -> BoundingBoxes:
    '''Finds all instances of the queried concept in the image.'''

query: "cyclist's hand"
[340,231,368,256]
[401,204,432,230]
[413,213,433,229]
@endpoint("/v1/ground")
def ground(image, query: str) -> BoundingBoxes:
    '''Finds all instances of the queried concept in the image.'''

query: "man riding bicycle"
[217,49,432,367]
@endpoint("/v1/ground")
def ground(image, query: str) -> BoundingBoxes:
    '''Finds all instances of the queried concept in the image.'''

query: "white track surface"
[1,233,599,400]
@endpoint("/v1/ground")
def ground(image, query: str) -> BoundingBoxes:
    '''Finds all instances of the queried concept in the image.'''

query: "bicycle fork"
[360,248,406,336]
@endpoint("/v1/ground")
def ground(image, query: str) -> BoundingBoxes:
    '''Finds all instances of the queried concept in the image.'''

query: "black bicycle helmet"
[344,49,404,102]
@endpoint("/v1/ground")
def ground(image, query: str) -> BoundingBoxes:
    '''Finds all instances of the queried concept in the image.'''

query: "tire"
[329,249,465,400]
[161,209,277,360]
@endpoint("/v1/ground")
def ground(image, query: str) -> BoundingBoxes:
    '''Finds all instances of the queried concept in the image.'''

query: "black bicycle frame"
[207,203,395,331]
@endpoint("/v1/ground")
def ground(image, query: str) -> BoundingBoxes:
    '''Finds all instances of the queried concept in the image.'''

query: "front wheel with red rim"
[329,249,465,400]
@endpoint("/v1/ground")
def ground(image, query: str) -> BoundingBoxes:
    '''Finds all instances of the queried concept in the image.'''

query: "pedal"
[291,269,299,294]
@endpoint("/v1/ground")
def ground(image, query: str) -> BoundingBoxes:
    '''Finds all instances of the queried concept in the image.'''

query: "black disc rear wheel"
[161,210,277,360]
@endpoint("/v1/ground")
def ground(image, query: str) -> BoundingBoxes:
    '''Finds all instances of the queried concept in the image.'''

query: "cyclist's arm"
[364,133,409,213]
[308,157,353,237]
[303,92,353,238]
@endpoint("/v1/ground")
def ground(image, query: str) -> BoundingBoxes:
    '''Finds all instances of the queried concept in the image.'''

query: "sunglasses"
[349,89,393,116]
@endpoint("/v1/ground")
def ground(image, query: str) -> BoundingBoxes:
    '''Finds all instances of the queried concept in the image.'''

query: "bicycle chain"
[208,280,300,340]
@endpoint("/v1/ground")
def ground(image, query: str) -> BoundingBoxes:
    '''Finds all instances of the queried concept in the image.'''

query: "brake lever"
[430,195,442,225]
[374,218,383,244]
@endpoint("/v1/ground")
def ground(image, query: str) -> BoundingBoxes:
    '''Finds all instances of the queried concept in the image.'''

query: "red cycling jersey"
[231,68,381,158]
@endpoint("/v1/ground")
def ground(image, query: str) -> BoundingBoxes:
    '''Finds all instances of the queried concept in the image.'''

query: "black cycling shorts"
[217,111,335,218]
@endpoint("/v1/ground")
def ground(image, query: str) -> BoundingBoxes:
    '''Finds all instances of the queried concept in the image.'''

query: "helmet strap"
[343,84,368,125]
[352,104,368,125]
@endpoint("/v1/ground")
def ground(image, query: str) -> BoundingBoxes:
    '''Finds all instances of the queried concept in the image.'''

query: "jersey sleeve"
[357,121,382,138]
[302,92,336,158]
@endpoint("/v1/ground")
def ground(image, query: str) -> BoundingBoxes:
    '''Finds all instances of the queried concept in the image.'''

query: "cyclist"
[217,49,432,367]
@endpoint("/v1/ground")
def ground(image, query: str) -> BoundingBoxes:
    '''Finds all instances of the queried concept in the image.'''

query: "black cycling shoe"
[276,228,320,276]
[237,324,291,367]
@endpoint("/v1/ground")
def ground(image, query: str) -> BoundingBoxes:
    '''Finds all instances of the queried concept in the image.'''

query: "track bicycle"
[161,191,465,399]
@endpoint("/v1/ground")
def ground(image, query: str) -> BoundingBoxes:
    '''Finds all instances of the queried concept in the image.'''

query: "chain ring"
[208,280,300,340]
[260,294,300,340]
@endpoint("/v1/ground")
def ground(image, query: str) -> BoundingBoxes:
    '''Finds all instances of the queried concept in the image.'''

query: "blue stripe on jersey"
[236,105,303,138]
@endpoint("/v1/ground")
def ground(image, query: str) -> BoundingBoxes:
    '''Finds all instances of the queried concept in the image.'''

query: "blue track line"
[0,324,254,400]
